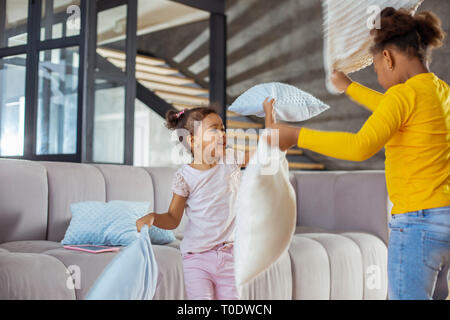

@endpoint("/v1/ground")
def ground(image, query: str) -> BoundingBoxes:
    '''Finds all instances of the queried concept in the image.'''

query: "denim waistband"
[395,205,450,218]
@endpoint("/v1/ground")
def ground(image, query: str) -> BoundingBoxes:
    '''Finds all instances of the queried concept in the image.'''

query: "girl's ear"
[187,134,194,149]
[382,49,395,71]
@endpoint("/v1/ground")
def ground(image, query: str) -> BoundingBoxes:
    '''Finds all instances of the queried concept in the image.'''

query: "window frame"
[0,0,88,162]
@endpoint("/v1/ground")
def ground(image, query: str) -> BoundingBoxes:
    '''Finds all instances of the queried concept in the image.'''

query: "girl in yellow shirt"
[264,7,449,300]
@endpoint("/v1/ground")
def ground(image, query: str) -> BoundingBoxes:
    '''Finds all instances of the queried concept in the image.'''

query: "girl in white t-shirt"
[136,107,251,300]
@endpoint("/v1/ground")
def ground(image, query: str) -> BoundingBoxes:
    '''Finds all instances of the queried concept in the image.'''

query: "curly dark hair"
[370,7,446,63]
[165,107,219,151]
[166,107,218,134]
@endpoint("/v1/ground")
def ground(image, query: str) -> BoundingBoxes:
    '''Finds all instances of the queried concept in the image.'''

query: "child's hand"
[263,97,276,128]
[331,71,352,93]
[136,213,155,232]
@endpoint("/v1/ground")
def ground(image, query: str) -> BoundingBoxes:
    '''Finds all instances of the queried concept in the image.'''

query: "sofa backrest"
[290,171,390,244]
[0,159,390,244]
[0,160,48,243]
[0,160,159,243]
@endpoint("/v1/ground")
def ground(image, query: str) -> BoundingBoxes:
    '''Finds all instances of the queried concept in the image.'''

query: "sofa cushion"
[238,251,292,300]
[340,232,388,300]
[0,159,48,243]
[0,251,76,300]
[0,240,186,300]
[292,171,390,244]
[61,201,151,246]
[42,247,122,299]
[0,241,62,254]
[295,226,328,234]
[289,231,387,300]
[152,245,185,300]
[294,172,337,230]
[288,235,331,300]
[40,162,106,242]
[94,165,154,208]
[297,233,363,299]
[334,173,390,244]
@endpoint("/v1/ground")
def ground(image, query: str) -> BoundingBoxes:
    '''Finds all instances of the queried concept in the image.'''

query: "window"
[0,54,26,156]
[92,4,129,164]
[36,47,79,155]
[0,0,29,48]
[41,0,81,41]
[93,81,125,163]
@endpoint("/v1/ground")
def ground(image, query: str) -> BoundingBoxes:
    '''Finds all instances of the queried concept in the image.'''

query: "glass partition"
[36,46,79,155]
[41,0,81,41]
[0,0,29,48]
[91,3,129,164]
[0,54,26,156]
[132,0,209,167]
[0,0,223,165]
[93,81,125,164]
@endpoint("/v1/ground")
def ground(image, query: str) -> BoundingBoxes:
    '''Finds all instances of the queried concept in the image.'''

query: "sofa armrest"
[291,171,390,245]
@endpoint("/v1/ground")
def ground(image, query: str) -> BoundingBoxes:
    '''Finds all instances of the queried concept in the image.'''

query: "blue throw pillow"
[61,201,176,246]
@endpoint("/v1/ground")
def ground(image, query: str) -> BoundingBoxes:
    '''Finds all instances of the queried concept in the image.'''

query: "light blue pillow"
[229,82,330,122]
[61,201,176,246]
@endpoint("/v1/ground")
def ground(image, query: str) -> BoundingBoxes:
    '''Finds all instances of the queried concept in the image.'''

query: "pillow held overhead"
[229,82,329,122]
[322,0,424,93]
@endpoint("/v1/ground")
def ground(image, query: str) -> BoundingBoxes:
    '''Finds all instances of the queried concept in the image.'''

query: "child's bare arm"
[263,97,301,152]
[136,194,186,232]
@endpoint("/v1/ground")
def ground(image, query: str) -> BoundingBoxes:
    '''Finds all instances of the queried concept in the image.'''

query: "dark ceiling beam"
[96,53,175,118]
[171,0,225,14]
[136,81,176,119]
[97,0,128,12]
[209,13,227,123]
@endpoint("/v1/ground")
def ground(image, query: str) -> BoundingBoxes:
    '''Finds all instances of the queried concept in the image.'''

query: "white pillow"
[229,82,329,122]
[322,0,424,93]
[234,135,297,287]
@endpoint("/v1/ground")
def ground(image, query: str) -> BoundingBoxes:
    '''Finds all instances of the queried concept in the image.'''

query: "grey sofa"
[0,159,390,300]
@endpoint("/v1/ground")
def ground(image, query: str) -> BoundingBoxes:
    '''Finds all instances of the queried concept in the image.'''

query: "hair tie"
[176,109,187,119]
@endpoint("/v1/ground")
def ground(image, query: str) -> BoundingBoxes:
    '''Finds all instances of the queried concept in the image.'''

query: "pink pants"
[182,243,240,300]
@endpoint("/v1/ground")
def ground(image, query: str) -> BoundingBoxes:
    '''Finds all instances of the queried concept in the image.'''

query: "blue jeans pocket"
[421,230,450,272]
[389,218,405,232]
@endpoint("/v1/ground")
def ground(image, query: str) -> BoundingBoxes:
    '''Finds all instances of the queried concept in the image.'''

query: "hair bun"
[414,11,445,48]
[165,110,179,130]
[376,8,417,43]
[370,7,445,63]
[380,7,397,19]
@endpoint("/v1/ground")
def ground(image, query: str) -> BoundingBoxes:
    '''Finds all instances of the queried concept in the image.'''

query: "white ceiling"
[98,0,209,44]
[137,0,209,37]
[5,0,208,43]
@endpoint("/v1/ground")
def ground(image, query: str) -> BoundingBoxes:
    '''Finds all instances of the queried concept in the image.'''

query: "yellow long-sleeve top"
[298,73,450,215]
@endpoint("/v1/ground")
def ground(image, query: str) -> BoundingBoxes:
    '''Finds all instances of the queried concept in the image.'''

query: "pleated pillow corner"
[234,136,297,287]
[322,0,424,94]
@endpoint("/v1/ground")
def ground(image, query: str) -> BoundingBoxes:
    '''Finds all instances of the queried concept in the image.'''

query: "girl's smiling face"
[191,113,226,164]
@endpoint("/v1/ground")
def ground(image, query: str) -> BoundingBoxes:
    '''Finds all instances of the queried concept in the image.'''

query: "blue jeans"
[388,206,450,300]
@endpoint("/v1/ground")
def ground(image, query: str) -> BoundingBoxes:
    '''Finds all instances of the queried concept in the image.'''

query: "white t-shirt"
[172,150,242,254]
